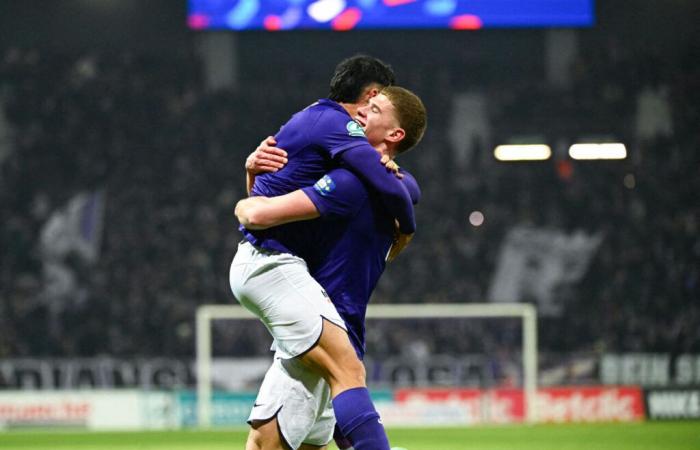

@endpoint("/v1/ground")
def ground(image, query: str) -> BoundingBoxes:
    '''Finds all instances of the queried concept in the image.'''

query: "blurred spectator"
[0,39,697,362]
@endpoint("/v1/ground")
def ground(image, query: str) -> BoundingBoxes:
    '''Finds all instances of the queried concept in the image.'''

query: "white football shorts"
[249,357,334,449]
[229,240,347,359]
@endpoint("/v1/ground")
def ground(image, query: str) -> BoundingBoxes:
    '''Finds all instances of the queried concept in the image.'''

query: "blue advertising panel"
[188,0,594,31]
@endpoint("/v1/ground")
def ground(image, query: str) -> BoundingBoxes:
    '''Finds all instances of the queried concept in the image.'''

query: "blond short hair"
[381,86,427,154]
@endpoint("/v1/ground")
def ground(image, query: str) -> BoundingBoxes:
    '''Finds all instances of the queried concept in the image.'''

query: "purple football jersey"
[241,99,415,256]
[301,168,421,358]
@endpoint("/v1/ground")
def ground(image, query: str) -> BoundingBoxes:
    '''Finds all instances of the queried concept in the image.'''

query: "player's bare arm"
[245,136,288,195]
[244,139,417,260]
[249,136,403,184]
[385,170,420,261]
[235,190,319,230]
[386,220,414,262]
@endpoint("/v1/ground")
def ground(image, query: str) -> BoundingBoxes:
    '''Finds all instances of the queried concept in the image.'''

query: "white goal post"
[196,303,538,427]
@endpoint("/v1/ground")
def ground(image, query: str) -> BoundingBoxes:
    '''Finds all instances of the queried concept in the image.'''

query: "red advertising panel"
[536,386,645,423]
[387,386,644,425]
[388,388,484,425]
[0,399,91,427]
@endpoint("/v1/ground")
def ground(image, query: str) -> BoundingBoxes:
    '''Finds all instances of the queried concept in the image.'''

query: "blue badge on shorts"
[313,175,336,197]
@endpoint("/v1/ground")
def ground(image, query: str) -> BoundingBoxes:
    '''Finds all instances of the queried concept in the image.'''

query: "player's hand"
[386,222,414,262]
[380,154,404,179]
[246,136,288,174]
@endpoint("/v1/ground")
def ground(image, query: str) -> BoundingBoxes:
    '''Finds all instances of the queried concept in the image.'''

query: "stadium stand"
[0,36,697,364]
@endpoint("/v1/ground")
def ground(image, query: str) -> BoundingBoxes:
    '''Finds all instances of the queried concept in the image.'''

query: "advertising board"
[376,386,645,425]
[0,391,176,430]
[644,388,700,420]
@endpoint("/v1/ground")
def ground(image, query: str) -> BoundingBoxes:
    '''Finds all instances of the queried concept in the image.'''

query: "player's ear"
[364,84,380,100]
[387,127,405,144]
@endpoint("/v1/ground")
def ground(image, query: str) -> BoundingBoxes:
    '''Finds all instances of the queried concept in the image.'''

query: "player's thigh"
[230,242,346,359]
[300,444,328,450]
[246,417,285,450]
[250,358,334,449]
[298,319,366,392]
[246,420,327,450]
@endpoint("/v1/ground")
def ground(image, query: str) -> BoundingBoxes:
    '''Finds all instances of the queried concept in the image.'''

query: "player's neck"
[377,142,397,160]
[339,102,359,118]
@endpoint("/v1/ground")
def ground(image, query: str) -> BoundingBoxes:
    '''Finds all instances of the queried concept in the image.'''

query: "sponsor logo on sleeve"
[346,120,366,137]
[313,175,336,197]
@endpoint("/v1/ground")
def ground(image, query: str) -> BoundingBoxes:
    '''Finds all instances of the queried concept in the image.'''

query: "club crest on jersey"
[313,175,336,197]
[346,120,365,137]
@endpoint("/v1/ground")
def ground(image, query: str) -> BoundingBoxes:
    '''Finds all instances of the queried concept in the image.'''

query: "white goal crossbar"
[196,303,538,427]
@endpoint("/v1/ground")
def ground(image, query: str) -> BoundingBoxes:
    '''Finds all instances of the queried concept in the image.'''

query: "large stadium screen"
[188,0,595,31]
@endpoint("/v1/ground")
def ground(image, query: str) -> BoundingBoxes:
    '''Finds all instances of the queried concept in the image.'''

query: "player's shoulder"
[322,168,367,195]
[303,99,342,118]
[309,98,345,114]
[399,167,416,179]
[325,167,364,186]
[307,99,357,131]
[284,100,341,136]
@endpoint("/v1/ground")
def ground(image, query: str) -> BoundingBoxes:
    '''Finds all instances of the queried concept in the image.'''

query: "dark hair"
[381,86,427,154]
[328,54,396,103]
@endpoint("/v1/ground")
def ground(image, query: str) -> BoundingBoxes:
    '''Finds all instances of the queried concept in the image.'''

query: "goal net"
[195,303,537,427]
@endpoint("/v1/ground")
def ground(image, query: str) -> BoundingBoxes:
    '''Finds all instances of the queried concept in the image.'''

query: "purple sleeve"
[311,111,369,158]
[399,169,421,205]
[301,169,367,219]
[309,110,416,233]
[339,146,416,233]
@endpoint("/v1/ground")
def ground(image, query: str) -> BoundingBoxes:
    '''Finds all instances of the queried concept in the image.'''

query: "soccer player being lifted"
[234,85,426,450]
[229,55,422,450]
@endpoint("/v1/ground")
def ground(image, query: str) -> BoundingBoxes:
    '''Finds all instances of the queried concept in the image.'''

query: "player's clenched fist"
[380,153,403,179]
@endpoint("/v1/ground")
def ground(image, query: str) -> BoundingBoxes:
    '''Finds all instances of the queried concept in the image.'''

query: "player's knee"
[247,419,285,450]
[245,430,263,450]
[325,346,365,386]
[304,321,367,387]
[345,356,366,385]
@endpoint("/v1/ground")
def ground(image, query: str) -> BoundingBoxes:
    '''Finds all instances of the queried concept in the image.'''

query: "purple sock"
[332,387,390,450]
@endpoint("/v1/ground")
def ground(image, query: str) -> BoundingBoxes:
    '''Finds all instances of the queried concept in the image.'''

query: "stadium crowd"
[0,38,697,365]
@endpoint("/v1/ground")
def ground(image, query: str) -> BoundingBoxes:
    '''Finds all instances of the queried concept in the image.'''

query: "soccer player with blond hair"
[233,85,426,450]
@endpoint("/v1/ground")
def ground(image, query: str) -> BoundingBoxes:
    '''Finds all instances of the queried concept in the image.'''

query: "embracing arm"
[340,145,416,233]
[384,170,420,262]
[399,169,421,205]
[245,136,288,195]
[235,191,319,230]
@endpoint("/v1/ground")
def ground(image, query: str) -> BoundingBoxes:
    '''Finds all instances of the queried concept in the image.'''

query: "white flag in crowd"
[40,190,106,264]
[488,226,603,316]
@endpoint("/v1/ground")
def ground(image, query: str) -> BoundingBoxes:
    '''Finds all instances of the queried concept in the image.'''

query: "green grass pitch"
[1,422,698,450]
